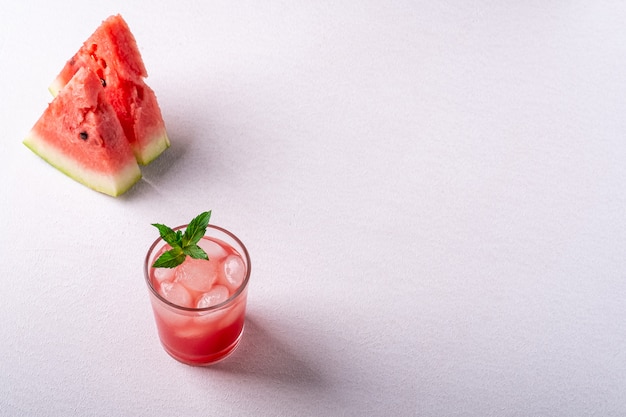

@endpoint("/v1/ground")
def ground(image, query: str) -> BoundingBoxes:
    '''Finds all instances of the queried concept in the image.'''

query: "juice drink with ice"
[144,224,251,365]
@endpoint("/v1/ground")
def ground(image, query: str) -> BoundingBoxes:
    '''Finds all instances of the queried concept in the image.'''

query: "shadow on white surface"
[119,131,192,200]
[119,105,229,201]
[210,315,326,389]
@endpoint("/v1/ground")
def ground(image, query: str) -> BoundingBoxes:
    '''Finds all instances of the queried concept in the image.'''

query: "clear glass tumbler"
[144,224,251,365]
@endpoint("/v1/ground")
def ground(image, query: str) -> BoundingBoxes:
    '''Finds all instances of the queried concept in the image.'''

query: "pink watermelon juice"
[144,225,251,365]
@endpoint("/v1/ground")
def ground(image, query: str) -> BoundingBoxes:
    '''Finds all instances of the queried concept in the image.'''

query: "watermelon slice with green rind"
[50,14,170,165]
[24,67,142,197]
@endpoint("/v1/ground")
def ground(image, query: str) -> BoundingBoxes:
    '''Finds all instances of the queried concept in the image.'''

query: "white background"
[1,1,626,416]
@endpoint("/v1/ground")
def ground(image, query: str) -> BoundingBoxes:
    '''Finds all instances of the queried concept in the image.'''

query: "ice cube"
[174,324,210,340]
[151,297,191,327]
[222,254,246,291]
[153,266,175,284]
[197,237,228,260]
[217,295,247,329]
[175,257,218,293]
[194,286,230,325]
[196,285,230,309]
[158,281,193,308]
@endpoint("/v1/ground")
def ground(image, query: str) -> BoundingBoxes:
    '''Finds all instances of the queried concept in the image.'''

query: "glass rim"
[144,223,251,312]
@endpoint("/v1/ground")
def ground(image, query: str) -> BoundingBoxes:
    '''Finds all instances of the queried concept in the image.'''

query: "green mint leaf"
[183,244,209,260]
[152,223,181,247]
[151,211,213,268]
[152,247,186,268]
[182,211,212,247]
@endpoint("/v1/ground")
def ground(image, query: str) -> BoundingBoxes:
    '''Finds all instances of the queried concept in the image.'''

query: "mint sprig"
[151,211,212,268]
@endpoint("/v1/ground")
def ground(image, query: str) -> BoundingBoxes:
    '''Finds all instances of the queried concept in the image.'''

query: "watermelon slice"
[49,14,170,165]
[24,67,142,197]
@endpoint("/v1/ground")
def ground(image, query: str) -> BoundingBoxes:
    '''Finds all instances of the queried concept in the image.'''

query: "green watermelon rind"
[136,129,170,165]
[23,131,142,197]
[48,80,63,97]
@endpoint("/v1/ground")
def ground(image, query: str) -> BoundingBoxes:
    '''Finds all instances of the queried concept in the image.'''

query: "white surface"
[1,1,626,416]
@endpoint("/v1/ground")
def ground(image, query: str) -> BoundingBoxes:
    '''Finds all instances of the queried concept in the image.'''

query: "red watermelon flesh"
[24,67,142,197]
[49,14,169,165]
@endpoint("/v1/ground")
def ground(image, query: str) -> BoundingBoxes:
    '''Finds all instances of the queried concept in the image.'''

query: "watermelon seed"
[79,131,88,140]
[100,78,106,87]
